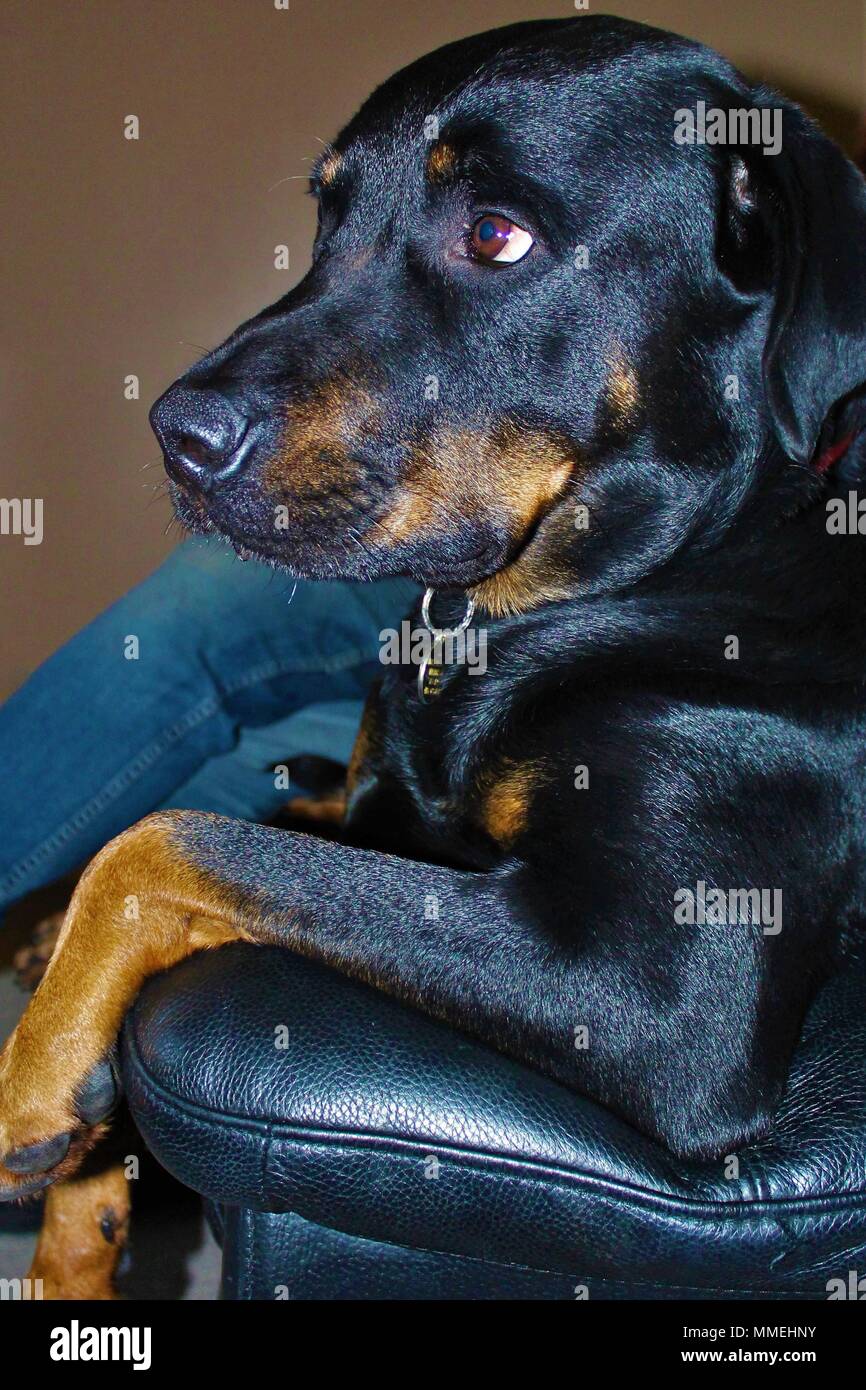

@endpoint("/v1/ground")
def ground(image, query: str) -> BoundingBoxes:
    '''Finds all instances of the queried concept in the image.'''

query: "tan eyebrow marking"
[315,147,342,188]
[606,351,640,432]
[426,141,458,183]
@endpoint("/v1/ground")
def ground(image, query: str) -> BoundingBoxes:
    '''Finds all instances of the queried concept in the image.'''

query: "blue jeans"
[0,538,416,913]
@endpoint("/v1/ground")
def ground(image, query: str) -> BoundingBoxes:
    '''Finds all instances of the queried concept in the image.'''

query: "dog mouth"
[157,368,579,589]
[164,409,578,590]
[168,471,508,586]
[168,481,356,573]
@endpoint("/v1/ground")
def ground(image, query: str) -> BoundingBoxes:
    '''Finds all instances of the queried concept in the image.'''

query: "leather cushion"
[122,945,866,1295]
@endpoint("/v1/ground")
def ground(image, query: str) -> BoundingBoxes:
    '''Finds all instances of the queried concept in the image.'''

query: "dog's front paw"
[0,1033,120,1201]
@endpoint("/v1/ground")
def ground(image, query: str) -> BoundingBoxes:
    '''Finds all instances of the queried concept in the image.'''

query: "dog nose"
[150,386,250,489]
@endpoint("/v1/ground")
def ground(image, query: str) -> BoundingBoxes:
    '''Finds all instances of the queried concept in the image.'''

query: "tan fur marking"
[426,142,458,182]
[318,148,341,187]
[377,423,579,616]
[470,483,582,617]
[606,352,640,431]
[381,423,576,545]
[266,391,578,617]
[265,379,379,501]
[284,793,347,825]
[381,486,431,543]
[27,1161,130,1300]
[346,694,381,801]
[0,813,254,1198]
[479,760,541,847]
[471,559,574,620]
[346,714,371,794]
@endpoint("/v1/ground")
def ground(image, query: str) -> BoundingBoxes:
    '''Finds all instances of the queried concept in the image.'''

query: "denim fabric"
[160,700,366,820]
[0,538,417,910]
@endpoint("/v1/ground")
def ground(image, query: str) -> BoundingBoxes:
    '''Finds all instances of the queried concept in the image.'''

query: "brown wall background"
[2,0,863,700]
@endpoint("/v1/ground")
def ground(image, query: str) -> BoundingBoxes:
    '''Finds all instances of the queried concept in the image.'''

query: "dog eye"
[469,214,534,265]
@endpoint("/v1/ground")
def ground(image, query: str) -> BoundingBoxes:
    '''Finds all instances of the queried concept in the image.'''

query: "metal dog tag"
[417,587,476,703]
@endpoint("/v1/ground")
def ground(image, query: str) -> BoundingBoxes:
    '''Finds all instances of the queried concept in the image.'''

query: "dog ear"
[733,99,866,464]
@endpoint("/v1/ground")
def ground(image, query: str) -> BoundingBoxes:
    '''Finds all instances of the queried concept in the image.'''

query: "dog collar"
[417,587,476,702]
[814,431,856,474]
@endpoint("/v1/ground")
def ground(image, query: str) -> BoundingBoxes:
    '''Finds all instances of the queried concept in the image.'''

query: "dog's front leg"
[0,808,570,1196]
[0,812,253,1199]
[1,811,594,1200]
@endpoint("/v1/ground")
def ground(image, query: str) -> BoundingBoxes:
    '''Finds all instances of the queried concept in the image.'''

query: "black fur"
[153,16,866,1159]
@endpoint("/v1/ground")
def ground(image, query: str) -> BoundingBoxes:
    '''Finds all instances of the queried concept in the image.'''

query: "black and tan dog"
[3,15,866,1297]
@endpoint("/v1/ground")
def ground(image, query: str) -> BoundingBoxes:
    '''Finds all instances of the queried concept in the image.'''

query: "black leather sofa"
[122,941,866,1300]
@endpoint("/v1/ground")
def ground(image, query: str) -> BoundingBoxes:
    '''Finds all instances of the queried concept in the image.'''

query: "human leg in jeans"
[0,536,416,915]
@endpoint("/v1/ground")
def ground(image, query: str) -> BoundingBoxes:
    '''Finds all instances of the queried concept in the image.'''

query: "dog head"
[151,15,866,614]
